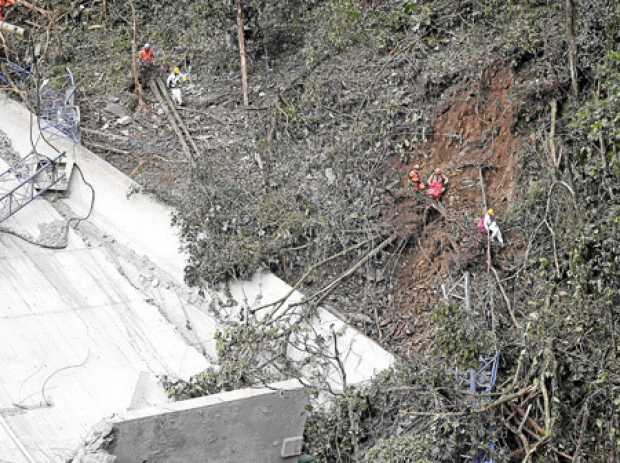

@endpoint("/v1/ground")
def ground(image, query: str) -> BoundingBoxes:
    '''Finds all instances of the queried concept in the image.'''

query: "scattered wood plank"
[148,79,194,166]
[81,127,129,141]
[83,141,130,156]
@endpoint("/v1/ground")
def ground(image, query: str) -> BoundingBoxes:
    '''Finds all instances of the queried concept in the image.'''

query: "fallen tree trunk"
[0,22,24,36]
[314,233,399,306]
[154,78,200,162]
[17,0,49,17]
[148,79,194,166]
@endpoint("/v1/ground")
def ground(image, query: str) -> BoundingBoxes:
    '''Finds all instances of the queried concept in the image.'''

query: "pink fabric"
[426,181,445,200]
[477,217,486,234]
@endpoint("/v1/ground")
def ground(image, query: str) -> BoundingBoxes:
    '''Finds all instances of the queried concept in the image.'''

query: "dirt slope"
[392,65,522,349]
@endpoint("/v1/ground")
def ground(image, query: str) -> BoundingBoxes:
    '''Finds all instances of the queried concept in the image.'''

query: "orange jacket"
[139,47,155,64]
[0,0,16,21]
[408,169,426,191]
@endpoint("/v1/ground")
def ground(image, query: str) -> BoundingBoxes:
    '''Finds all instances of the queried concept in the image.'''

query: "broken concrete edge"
[68,379,308,463]
[228,271,396,389]
[116,378,304,422]
[67,420,117,463]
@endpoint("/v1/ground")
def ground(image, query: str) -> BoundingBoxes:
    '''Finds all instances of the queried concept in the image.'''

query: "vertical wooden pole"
[549,99,560,169]
[128,0,144,108]
[478,167,491,272]
[236,0,249,106]
[464,272,471,312]
[565,0,579,97]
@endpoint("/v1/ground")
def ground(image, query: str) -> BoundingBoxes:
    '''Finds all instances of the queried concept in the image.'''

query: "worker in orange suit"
[408,164,426,192]
[0,0,16,22]
[139,43,155,65]
[137,43,157,85]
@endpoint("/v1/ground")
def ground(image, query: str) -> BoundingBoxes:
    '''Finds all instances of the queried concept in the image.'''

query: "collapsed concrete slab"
[0,151,210,462]
[69,381,308,463]
[0,93,394,388]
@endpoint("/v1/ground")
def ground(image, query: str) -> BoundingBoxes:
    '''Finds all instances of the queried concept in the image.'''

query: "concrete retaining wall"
[109,380,309,463]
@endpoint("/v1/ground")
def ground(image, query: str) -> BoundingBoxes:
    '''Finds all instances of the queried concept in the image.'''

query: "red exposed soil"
[392,65,521,335]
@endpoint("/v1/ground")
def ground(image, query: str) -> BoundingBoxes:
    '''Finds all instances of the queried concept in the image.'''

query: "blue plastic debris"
[0,58,31,85]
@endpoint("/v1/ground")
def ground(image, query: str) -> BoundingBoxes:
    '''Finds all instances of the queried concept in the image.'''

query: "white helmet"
[144,43,151,49]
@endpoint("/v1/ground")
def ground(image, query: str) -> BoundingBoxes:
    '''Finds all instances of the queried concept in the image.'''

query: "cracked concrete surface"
[0,129,212,462]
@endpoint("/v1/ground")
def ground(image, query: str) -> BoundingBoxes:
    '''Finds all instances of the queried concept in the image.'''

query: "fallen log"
[0,22,24,36]
[155,78,201,160]
[17,0,49,17]
[147,79,194,167]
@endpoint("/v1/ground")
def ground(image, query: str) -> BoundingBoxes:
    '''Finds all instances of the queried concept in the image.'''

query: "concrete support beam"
[109,380,309,463]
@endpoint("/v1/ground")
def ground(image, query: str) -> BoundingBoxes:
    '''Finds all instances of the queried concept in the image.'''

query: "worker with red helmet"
[0,0,16,22]
[426,168,448,201]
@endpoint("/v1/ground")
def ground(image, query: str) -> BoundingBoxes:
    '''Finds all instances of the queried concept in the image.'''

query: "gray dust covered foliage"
[171,1,620,461]
[3,0,619,461]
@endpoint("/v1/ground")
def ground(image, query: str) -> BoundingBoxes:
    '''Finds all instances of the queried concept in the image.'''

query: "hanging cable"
[0,162,94,249]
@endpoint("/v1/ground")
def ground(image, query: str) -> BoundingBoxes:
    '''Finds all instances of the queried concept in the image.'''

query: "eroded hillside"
[2,0,619,461]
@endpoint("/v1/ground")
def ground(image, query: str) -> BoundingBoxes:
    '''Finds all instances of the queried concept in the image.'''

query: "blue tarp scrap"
[473,352,501,463]
[38,69,80,143]
[0,59,31,85]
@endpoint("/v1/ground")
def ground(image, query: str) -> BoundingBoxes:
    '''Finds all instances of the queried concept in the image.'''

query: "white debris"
[116,116,131,126]
[171,88,183,106]
[325,168,336,185]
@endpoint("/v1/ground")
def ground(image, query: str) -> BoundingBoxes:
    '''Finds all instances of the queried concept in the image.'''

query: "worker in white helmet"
[482,208,504,246]
[167,66,181,88]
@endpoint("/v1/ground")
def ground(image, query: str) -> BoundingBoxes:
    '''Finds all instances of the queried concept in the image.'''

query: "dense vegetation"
[3,0,619,461]
[171,2,620,460]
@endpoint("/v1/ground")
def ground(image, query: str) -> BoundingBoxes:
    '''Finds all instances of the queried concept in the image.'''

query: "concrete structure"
[0,94,394,462]
[110,380,308,463]
[0,156,210,461]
